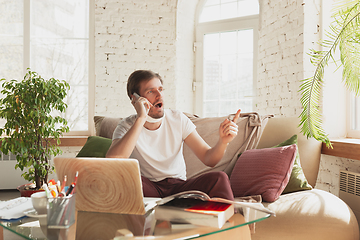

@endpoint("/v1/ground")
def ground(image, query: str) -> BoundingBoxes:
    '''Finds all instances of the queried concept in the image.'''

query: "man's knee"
[210,171,231,183]
[206,171,232,190]
[209,171,233,200]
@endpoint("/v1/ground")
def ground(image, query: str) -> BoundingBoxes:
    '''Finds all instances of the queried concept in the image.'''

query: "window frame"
[22,0,95,136]
[194,14,259,116]
[346,92,360,139]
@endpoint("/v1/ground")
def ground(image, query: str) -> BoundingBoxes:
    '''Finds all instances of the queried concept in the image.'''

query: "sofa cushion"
[230,144,297,202]
[256,117,322,188]
[76,136,112,158]
[273,134,312,194]
[94,116,122,139]
[254,189,359,240]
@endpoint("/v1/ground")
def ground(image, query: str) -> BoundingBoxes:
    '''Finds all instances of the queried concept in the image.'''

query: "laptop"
[53,157,158,215]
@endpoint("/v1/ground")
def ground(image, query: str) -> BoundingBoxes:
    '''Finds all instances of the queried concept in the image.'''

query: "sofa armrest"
[256,117,322,187]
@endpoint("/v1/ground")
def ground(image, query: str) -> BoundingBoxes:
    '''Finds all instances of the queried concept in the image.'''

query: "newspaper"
[156,190,275,216]
[0,197,33,220]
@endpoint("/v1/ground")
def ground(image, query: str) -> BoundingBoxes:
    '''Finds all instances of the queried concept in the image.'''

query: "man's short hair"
[127,70,163,99]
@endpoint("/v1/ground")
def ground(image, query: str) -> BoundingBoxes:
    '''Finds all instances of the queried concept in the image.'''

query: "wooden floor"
[0,190,20,201]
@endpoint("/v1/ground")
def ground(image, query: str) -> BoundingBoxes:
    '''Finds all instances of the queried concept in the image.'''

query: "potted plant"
[299,0,360,147]
[0,69,70,196]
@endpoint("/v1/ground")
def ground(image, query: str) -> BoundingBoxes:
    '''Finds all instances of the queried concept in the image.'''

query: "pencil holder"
[47,194,76,228]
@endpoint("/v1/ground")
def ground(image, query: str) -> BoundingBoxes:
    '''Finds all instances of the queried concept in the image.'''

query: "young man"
[106,70,241,200]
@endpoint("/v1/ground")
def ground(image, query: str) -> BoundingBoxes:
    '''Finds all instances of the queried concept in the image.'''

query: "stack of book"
[154,190,275,229]
[155,197,234,228]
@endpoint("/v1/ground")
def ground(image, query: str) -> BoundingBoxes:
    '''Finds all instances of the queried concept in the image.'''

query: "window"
[195,0,259,117]
[0,0,94,135]
[347,93,360,138]
[199,0,259,23]
[320,0,358,140]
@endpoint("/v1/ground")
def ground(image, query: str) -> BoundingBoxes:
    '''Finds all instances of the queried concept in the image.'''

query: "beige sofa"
[254,117,358,240]
[94,114,359,240]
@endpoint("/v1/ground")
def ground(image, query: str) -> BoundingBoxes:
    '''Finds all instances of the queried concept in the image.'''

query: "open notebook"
[53,157,158,215]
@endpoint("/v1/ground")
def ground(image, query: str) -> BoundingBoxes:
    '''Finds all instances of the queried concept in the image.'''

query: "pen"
[74,171,78,185]
[66,183,75,196]
[71,171,79,194]
[61,175,67,193]
[70,182,77,195]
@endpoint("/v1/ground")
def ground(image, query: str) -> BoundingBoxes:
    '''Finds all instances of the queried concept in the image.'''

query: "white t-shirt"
[112,109,196,182]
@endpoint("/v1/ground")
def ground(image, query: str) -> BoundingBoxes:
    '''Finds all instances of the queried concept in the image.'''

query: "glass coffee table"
[0,208,270,240]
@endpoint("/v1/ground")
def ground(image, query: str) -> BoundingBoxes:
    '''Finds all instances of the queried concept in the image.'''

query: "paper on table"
[0,197,33,220]
[144,197,161,214]
[19,220,41,227]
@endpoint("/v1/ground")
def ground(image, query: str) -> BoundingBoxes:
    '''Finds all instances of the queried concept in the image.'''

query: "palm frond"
[300,0,360,148]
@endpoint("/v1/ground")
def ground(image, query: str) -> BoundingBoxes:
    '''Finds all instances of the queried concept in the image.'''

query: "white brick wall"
[256,0,307,117]
[316,155,360,196]
[94,0,178,118]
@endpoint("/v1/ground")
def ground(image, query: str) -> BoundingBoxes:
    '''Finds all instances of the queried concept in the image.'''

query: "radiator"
[339,170,360,228]
[0,151,58,190]
[0,152,28,189]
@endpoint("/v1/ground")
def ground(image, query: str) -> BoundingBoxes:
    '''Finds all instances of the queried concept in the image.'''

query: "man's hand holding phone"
[132,93,153,120]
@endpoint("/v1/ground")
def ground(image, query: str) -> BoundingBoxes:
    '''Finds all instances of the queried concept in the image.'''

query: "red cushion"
[230,144,297,202]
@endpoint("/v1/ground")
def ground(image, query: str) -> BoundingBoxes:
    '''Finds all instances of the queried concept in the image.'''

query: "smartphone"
[133,92,151,108]
[133,92,140,100]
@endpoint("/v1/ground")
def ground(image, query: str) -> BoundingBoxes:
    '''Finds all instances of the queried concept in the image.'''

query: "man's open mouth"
[154,102,163,108]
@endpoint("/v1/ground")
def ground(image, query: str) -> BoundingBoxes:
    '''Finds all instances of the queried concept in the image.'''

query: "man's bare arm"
[184,109,241,167]
[184,131,227,167]
[105,117,145,158]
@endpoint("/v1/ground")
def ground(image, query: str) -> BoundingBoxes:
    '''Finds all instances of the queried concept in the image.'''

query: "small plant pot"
[17,183,44,197]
